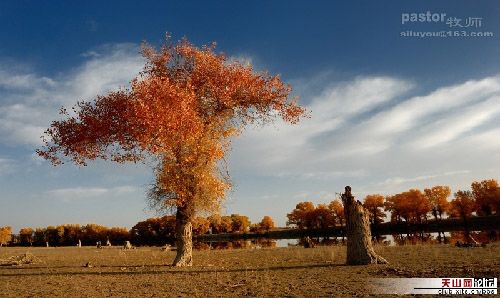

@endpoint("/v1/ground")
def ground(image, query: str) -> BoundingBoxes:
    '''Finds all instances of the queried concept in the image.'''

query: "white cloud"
[272,169,367,180]
[360,76,500,139]
[230,74,500,197]
[0,43,144,146]
[1,44,500,226]
[0,71,56,90]
[411,96,500,149]
[231,76,414,170]
[45,185,140,202]
[380,170,471,187]
[468,127,500,150]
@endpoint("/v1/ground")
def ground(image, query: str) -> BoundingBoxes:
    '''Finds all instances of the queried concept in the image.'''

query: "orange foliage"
[230,214,251,233]
[385,189,431,223]
[192,217,210,235]
[219,216,234,233]
[328,199,345,226]
[258,216,275,232]
[19,227,34,245]
[384,193,405,223]
[424,186,451,220]
[310,204,335,229]
[206,214,252,234]
[287,200,343,229]
[0,226,12,246]
[471,179,499,215]
[450,190,476,219]
[286,201,315,229]
[363,194,386,224]
[131,216,176,244]
[37,36,306,217]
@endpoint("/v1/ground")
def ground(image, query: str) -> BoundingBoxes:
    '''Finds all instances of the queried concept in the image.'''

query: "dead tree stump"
[342,186,388,265]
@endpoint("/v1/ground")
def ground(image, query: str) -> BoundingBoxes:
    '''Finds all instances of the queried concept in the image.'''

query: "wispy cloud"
[231,74,500,196]
[1,43,500,227]
[231,76,414,170]
[380,170,471,187]
[45,185,140,202]
[0,43,144,146]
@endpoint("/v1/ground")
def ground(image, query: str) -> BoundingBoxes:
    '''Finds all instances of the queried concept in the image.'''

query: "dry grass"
[0,252,40,266]
[0,244,498,297]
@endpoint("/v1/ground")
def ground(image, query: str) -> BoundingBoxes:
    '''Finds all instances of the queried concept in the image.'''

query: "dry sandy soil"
[0,244,498,297]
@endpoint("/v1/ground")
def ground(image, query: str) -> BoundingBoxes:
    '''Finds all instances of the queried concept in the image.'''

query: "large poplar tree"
[38,36,305,266]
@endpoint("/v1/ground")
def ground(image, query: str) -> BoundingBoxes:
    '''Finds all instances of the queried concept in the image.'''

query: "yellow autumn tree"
[0,226,12,247]
[424,186,451,220]
[258,215,275,232]
[471,179,499,215]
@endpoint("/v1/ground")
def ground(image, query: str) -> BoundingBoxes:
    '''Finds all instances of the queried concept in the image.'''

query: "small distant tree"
[422,186,450,243]
[386,189,431,224]
[384,194,405,223]
[230,214,250,233]
[363,194,386,240]
[33,228,47,246]
[19,227,34,246]
[81,224,107,245]
[37,35,305,266]
[450,191,477,219]
[192,217,210,235]
[219,216,234,233]
[207,214,222,234]
[131,216,176,245]
[424,186,451,220]
[450,190,476,240]
[363,194,386,225]
[62,224,81,245]
[258,216,275,232]
[471,179,499,216]
[405,189,431,223]
[310,204,334,229]
[45,226,59,246]
[286,201,315,229]
[108,227,130,243]
[424,185,451,243]
[0,226,12,247]
[328,199,345,227]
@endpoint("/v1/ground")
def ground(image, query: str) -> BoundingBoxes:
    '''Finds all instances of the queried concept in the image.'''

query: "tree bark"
[342,186,388,265]
[173,204,194,267]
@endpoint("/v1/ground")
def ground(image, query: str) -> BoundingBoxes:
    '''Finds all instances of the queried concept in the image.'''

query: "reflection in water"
[194,239,278,250]
[389,230,498,246]
[276,239,297,247]
[194,230,498,250]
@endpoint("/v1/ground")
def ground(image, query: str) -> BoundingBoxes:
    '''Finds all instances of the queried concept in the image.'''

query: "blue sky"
[1,1,500,232]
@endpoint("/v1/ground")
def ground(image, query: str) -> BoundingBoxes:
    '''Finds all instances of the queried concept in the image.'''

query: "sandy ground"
[0,244,498,297]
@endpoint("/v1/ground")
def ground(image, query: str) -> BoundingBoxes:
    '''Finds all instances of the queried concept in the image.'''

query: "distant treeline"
[0,214,275,247]
[0,179,498,247]
[0,224,130,247]
[286,179,499,232]
[195,215,499,241]
[130,214,274,245]
[282,179,499,244]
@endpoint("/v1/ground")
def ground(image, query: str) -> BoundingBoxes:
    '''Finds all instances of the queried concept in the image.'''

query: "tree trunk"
[173,204,194,267]
[341,186,388,265]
